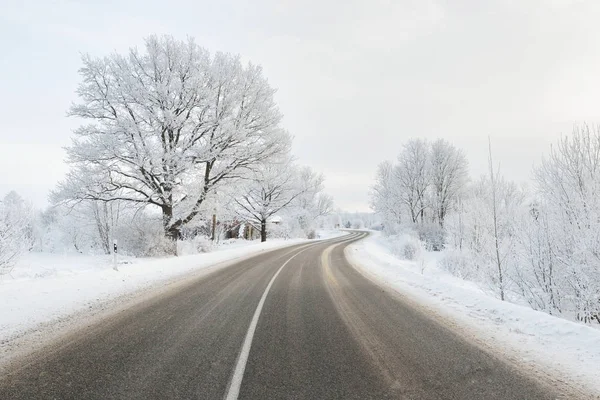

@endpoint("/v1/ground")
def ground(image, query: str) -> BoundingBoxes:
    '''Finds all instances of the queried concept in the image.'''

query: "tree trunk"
[162,205,179,255]
[488,138,504,301]
[260,219,267,242]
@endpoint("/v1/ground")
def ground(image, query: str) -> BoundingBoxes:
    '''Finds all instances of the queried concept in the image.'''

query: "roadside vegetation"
[371,128,600,324]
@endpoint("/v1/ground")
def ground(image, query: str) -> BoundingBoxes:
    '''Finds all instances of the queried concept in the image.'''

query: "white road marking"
[224,245,313,400]
[224,233,362,400]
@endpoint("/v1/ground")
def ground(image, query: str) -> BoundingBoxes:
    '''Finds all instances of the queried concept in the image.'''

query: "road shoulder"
[344,232,599,399]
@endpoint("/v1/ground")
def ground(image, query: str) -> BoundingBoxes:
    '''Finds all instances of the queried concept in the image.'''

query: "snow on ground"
[0,231,343,347]
[347,231,600,396]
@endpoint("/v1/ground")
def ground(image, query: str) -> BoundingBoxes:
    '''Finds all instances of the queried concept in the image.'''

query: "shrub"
[416,223,445,251]
[388,234,425,261]
[439,250,477,280]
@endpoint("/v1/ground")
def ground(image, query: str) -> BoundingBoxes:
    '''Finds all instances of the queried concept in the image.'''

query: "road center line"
[223,245,314,400]
[224,233,361,400]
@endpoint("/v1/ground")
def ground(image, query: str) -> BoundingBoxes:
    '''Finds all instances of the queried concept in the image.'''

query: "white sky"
[2,0,600,211]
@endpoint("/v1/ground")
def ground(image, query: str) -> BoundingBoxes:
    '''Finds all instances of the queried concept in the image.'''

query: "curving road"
[0,232,571,399]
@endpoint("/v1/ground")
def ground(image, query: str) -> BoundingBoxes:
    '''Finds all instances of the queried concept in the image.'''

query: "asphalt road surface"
[0,232,576,399]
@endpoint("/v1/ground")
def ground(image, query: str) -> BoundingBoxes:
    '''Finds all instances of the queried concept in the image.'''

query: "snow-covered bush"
[387,234,425,261]
[267,220,293,240]
[194,236,214,253]
[416,222,445,251]
[439,250,477,280]
[352,219,365,229]
[142,234,175,257]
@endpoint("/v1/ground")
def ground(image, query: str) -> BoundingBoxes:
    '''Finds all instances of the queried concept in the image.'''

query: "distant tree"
[315,193,334,218]
[0,191,33,274]
[395,139,430,224]
[371,160,403,231]
[232,161,322,242]
[429,139,469,228]
[55,35,291,254]
[290,166,329,236]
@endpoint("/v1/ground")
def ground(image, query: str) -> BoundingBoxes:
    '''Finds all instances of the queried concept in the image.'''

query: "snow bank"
[0,237,316,343]
[347,232,600,395]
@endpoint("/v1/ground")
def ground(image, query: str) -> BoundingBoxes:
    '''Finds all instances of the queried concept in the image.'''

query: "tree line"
[0,35,333,271]
[371,128,600,324]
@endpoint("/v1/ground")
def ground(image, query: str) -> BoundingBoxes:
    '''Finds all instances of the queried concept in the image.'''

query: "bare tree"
[515,201,561,313]
[232,161,320,242]
[534,124,600,322]
[488,138,505,301]
[370,160,404,231]
[429,139,469,228]
[55,35,291,253]
[371,139,466,233]
[315,193,334,218]
[0,191,33,274]
[396,139,430,224]
[291,166,328,236]
[89,200,132,255]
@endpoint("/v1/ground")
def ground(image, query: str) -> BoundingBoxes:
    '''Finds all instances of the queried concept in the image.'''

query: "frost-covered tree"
[36,204,105,254]
[534,125,600,322]
[370,140,431,233]
[290,166,329,237]
[371,139,466,240]
[0,191,33,274]
[371,160,403,232]
[514,201,562,314]
[396,139,430,224]
[55,35,291,253]
[429,139,469,228]
[232,161,322,242]
[373,129,600,323]
[443,173,523,299]
[486,140,518,301]
[89,200,127,255]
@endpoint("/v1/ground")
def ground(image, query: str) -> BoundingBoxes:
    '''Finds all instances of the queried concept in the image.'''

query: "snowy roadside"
[0,231,346,350]
[346,231,600,396]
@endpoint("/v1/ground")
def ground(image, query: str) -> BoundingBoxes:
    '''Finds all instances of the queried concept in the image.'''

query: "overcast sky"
[2,0,600,211]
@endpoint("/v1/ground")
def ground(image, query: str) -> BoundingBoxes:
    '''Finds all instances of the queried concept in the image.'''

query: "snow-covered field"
[347,231,600,396]
[0,231,343,349]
